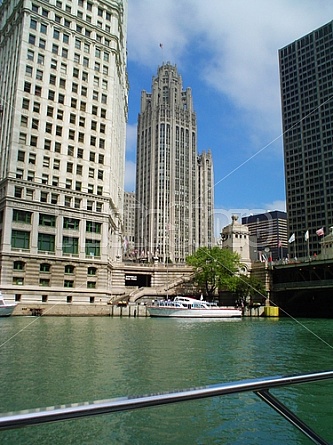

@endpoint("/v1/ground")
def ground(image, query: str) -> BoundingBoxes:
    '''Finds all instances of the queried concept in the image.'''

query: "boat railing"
[1,370,332,444]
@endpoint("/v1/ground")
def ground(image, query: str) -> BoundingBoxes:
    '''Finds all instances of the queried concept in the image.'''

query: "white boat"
[147,296,242,318]
[0,292,17,317]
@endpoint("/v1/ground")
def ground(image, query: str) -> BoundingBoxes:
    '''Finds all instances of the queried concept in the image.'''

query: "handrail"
[1,370,332,444]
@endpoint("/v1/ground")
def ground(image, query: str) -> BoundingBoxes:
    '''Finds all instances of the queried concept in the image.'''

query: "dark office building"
[279,21,333,258]
[242,211,288,261]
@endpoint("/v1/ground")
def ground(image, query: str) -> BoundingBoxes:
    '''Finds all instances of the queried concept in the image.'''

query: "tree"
[228,274,267,305]
[186,247,240,300]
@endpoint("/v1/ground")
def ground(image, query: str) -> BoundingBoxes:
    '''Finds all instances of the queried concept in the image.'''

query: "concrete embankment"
[12,303,149,317]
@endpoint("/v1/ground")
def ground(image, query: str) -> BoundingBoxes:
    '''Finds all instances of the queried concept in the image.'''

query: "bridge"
[271,258,333,317]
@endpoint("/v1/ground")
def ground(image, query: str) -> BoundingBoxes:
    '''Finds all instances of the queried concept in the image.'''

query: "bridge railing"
[0,370,332,444]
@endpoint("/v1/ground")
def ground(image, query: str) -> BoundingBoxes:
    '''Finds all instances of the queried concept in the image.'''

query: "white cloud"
[264,200,286,213]
[128,0,333,139]
[126,123,137,154]
[124,160,136,192]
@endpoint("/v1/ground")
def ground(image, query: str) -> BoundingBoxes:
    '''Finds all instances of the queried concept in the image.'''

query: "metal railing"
[1,370,332,444]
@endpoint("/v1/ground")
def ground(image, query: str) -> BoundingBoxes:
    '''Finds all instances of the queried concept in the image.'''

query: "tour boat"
[0,292,17,317]
[147,296,242,318]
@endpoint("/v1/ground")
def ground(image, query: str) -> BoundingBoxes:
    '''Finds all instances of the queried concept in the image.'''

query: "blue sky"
[125,0,333,225]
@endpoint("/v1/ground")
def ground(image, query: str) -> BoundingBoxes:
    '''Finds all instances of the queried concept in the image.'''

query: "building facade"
[197,150,214,248]
[122,191,135,259]
[242,210,288,261]
[220,215,251,273]
[279,21,333,258]
[0,0,128,303]
[135,63,214,263]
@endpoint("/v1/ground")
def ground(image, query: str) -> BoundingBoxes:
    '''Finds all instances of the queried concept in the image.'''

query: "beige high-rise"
[0,0,128,303]
[135,63,214,263]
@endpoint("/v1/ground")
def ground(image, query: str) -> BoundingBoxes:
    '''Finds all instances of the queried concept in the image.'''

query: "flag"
[304,230,309,241]
[316,227,324,237]
[288,233,295,243]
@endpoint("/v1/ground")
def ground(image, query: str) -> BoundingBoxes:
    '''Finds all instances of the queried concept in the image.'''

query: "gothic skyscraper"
[135,63,214,263]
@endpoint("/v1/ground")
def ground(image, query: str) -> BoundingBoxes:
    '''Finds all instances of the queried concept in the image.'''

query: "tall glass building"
[279,21,333,258]
[0,0,128,303]
[135,63,214,263]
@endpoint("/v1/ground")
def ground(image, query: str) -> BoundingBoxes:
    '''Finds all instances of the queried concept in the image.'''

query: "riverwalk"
[11,303,271,317]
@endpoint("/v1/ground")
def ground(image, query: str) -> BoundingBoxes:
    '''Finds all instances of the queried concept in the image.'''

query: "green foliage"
[229,274,267,302]
[186,247,240,299]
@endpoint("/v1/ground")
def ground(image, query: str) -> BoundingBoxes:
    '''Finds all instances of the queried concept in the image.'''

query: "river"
[0,316,333,444]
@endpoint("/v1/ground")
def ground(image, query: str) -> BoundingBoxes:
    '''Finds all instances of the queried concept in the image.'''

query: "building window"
[40,192,48,202]
[65,196,72,207]
[13,209,32,224]
[24,81,31,93]
[30,136,38,147]
[65,264,75,274]
[85,239,100,257]
[37,53,44,65]
[40,23,47,34]
[87,282,96,289]
[38,233,55,252]
[40,263,51,272]
[33,102,40,113]
[63,237,78,254]
[14,187,23,198]
[64,280,74,288]
[30,19,37,30]
[40,278,50,287]
[42,295,48,302]
[63,218,79,230]
[12,230,30,249]
[13,277,24,285]
[88,267,97,276]
[13,260,25,270]
[39,214,56,227]
[21,116,28,127]
[28,34,36,45]
[51,193,58,204]
[22,98,30,110]
[86,221,101,233]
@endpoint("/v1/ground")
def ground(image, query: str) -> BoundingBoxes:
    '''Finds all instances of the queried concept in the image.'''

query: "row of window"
[13,210,102,233]
[12,187,104,212]
[23,78,108,108]
[22,96,107,119]
[19,124,106,148]
[13,294,99,303]
[12,277,97,288]
[13,260,97,275]
[12,230,101,256]
[33,0,114,20]
[31,4,114,36]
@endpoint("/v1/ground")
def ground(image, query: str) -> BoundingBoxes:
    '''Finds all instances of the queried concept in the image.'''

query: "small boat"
[0,292,17,317]
[147,296,242,318]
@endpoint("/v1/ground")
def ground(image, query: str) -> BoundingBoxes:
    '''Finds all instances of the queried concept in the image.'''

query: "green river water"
[0,316,333,444]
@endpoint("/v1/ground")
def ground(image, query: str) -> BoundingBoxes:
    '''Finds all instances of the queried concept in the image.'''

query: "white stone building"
[0,0,128,303]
